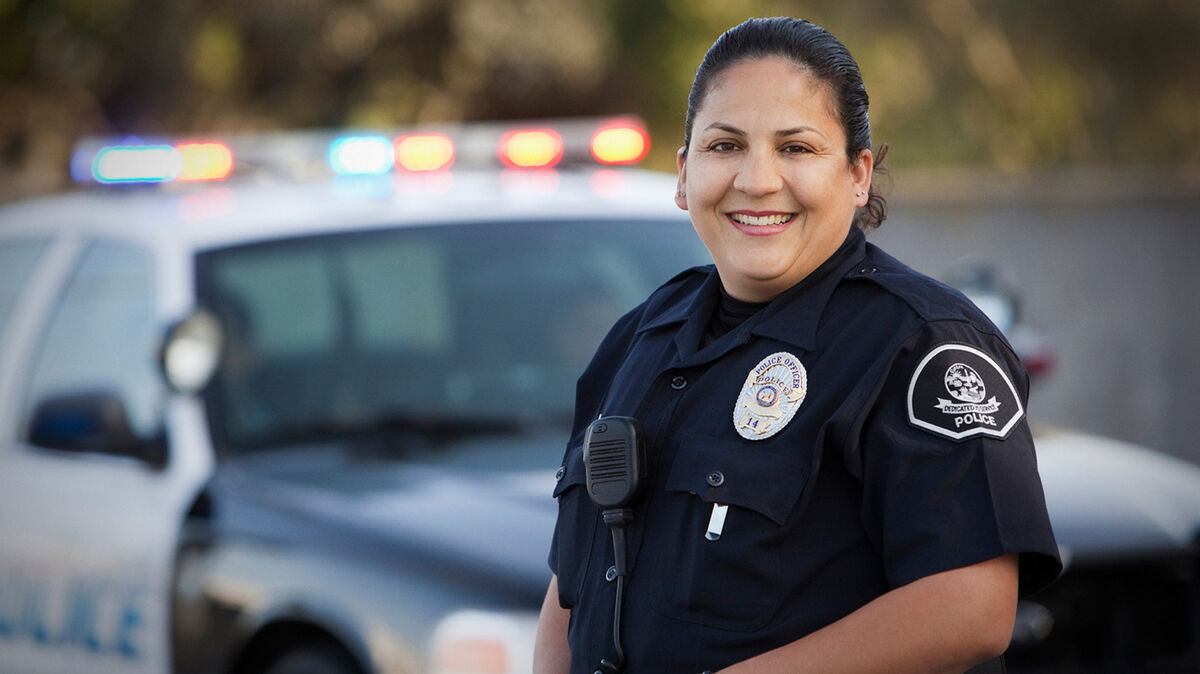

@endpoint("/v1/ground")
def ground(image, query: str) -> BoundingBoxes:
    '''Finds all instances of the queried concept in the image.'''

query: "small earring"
[676,191,686,198]
[856,191,865,197]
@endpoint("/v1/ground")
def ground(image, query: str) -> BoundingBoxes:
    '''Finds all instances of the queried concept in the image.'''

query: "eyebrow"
[703,122,824,138]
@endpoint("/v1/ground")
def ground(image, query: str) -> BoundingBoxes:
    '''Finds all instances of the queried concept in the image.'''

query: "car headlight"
[426,609,539,674]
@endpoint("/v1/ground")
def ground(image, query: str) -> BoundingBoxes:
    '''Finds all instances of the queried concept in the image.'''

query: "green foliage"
[1,0,1197,198]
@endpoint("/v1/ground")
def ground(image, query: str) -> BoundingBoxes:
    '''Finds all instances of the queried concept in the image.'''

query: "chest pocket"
[647,433,812,630]
[551,442,600,609]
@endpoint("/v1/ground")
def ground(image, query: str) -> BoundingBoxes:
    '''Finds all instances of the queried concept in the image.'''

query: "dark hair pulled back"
[683,17,888,230]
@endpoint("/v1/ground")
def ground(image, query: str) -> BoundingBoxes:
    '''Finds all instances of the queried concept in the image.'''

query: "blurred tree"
[0,0,1197,200]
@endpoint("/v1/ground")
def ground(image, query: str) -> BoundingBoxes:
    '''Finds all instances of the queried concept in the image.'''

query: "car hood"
[1034,425,1200,564]
[209,425,1200,590]
[211,431,566,602]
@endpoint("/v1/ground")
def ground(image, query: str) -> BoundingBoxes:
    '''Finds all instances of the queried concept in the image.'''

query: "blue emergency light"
[92,145,182,183]
[328,136,394,176]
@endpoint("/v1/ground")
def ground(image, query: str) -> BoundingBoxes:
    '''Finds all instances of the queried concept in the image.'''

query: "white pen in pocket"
[705,503,728,541]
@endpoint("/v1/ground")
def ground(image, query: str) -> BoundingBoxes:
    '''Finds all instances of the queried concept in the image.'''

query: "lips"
[728,212,796,226]
[726,211,797,236]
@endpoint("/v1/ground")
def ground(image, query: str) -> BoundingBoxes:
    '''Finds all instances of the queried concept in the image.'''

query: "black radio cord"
[597,508,634,674]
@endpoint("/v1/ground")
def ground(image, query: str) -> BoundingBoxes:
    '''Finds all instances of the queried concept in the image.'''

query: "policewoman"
[534,17,1060,674]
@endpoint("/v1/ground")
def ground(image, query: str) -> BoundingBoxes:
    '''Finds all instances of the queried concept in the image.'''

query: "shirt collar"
[636,269,715,334]
[750,226,867,350]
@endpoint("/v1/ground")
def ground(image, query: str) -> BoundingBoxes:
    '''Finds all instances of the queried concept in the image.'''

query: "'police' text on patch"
[906,343,1024,441]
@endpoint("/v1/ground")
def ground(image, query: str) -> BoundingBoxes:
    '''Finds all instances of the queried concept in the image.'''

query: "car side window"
[21,239,162,446]
[0,238,50,339]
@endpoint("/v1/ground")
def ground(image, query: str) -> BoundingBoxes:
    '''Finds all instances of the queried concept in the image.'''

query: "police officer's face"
[676,57,873,302]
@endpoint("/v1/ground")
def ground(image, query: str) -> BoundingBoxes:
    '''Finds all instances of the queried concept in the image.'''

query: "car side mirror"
[160,308,224,394]
[945,259,1056,380]
[27,390,167,468]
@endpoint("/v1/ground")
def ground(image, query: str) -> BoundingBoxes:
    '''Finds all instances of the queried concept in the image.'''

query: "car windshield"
[197,218,709,454]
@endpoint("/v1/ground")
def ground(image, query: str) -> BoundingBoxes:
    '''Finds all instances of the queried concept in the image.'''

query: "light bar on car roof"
[70,116,650,185]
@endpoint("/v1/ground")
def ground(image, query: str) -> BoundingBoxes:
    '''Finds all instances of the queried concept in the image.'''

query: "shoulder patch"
[906,343,1024,441]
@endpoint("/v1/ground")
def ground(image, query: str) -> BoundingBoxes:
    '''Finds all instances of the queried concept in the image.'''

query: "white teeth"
[730,213,794,226]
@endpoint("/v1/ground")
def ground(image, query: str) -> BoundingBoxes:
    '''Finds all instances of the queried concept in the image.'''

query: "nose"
[732,148,782,196]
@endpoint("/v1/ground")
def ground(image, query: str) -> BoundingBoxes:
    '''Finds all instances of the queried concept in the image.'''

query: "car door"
[0,235,194,674]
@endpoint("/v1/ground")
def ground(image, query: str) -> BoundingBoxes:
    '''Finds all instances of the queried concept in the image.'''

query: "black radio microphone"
[584,416,645,508]
[583,416,645,674]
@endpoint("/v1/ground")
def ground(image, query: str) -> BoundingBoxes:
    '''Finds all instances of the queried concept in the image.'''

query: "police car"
[0,117,1197,673]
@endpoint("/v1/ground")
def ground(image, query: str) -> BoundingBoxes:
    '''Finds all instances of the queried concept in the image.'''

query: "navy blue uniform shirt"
[549,227,1061,673]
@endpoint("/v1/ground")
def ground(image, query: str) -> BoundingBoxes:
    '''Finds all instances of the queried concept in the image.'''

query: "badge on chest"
[734,351,807,440]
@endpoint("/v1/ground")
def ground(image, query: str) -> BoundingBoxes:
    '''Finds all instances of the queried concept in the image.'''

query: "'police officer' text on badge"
[734,351,807,440]
[906,343,1024,441]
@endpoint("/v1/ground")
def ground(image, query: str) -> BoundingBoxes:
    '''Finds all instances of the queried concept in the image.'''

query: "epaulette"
[851,245,997,331]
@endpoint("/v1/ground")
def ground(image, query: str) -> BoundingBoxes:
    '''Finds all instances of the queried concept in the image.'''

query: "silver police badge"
[734,352,807,440]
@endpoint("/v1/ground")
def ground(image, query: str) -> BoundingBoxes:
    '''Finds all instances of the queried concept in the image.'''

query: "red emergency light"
[591,123,650,165]
[395,134,456,172]
[497,129,564,169]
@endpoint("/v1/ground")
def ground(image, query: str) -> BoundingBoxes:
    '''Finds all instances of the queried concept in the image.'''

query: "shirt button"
[605,565,618,582]
[670,375,687,390]
[555,466,565,481]
[859,265,877,274]
[706,470,725,487]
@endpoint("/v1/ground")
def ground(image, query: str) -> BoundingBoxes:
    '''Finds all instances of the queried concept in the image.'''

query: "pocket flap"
[665,434,810,525]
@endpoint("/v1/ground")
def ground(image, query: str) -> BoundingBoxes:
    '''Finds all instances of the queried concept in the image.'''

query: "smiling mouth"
[728,212,796,226]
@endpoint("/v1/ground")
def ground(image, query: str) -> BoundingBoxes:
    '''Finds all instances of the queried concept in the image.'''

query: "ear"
[851,148,874,208]
[674,146,689,211]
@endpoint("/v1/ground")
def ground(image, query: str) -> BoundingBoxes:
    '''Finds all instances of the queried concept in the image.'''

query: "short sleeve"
[857,319,1062,597]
